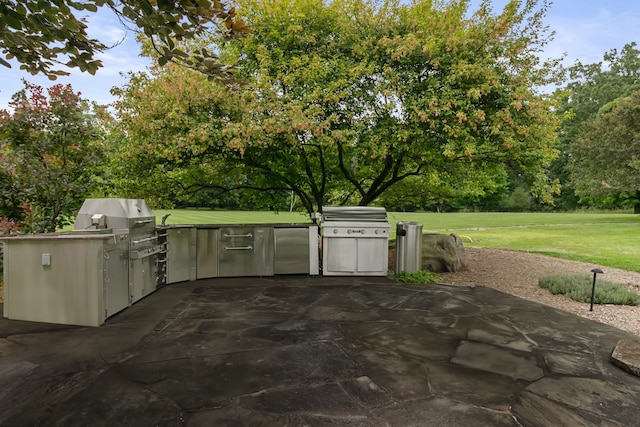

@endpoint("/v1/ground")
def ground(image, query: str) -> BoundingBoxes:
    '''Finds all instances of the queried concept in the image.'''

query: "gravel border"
[439,248,640,337]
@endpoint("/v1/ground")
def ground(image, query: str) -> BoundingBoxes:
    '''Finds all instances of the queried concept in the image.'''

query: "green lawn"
[156,209,640,273]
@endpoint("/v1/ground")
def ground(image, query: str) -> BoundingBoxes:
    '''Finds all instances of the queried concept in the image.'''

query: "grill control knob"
[333,229,338,234]
[375,229,379,234]
[362,229,366,234]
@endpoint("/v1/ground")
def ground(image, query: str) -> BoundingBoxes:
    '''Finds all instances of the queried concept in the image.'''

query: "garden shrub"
[539,274,640,306]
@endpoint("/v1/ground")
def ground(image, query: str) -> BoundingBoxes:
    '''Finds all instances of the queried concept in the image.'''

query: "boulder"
[421,233,466,273]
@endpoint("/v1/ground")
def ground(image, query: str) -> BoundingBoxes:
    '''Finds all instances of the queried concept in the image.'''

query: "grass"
[156,209,640,273]
[539,274,640,306]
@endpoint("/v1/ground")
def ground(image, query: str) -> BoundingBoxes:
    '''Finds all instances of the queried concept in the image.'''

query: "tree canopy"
[0,82,104,232]
[567,90,640,211]
[113,0,562,214]
[0,0,248,79]
[553,42,640,209]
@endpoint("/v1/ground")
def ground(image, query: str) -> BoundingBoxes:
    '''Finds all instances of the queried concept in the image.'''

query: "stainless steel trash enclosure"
[395,221,423,274]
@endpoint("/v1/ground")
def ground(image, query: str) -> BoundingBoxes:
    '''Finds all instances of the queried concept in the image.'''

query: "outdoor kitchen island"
[1,200,395,327]
[1,198,164,326]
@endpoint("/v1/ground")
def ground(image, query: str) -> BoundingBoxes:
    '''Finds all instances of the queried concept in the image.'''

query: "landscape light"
[590,268,604,312]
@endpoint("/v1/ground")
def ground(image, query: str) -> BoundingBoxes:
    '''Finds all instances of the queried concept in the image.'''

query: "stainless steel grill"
[320,206,390,276]
[74,198,166,303]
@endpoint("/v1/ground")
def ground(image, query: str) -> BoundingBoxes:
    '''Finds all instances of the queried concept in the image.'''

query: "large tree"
[567,90,640,212]
[0,0,248,79]
[114,0,561,214]
[0,82,104,232]
[553,42,640,209]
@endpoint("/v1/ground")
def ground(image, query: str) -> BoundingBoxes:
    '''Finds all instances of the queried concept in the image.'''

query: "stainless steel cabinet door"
[196,228,219,279]
[275,228,310,274]
[356,238,388,274]
[323,237,357,273]
[167,227,192,283]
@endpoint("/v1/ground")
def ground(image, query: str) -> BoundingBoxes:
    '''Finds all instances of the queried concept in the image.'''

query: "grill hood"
[320,206,388,223]
[73,198,156,233]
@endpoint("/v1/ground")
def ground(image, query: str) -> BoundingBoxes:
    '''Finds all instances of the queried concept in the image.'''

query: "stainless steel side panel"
[218,226,274,277]
[274,227,310,274]
[197,228,219,279]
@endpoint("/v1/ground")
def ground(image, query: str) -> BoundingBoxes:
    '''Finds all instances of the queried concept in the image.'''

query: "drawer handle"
[223,233,253,238]
[224,246,253,251]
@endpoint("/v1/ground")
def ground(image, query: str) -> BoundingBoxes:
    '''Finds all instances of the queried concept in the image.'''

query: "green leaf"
[6,15,24,30]
[14,3,27,15]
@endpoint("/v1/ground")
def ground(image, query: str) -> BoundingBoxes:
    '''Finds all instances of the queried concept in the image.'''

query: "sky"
[1,0,639,109]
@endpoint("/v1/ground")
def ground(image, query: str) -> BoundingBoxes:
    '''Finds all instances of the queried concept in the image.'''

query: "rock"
[421,233,466,273]
[611,339,640,377]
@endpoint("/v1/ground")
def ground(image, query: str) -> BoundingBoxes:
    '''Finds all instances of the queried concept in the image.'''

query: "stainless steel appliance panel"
[218,226,274,277]
[275,227,310,274]
[197,228,219,279]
